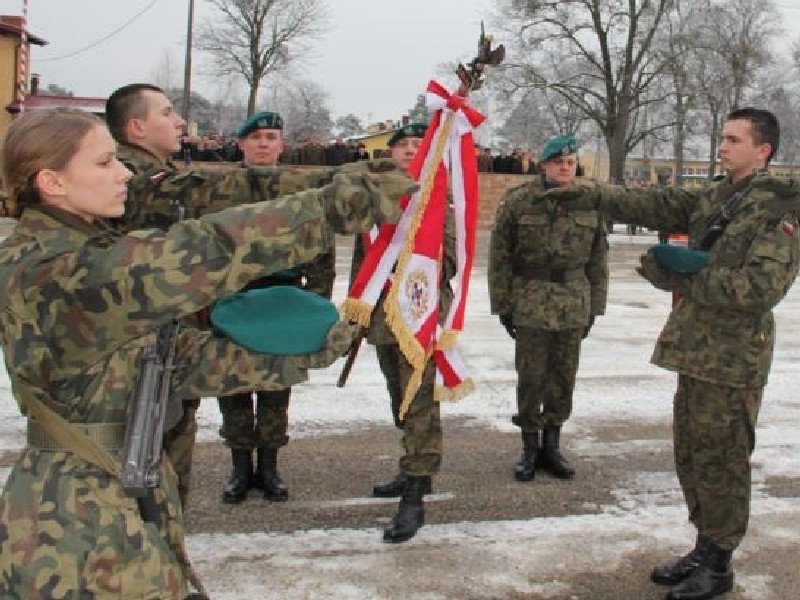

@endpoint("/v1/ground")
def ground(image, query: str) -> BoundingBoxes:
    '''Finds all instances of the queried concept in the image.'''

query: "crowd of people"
[173,131,543,175]
[0,83,797,600]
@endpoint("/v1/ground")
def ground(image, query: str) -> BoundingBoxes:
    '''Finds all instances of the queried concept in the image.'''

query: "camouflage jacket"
[350,209,458,346]
[114,143,337,230]
[488,177,609,329]
[235,161,336,298]
[593,173,800,387]
[0,193,359,598]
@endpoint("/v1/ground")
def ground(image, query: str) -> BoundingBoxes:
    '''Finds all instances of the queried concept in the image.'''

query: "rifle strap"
[20,388,121,476]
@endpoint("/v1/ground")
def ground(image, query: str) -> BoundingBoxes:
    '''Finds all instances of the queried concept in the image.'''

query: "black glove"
[582,314,595,339]
[499,313,516,339]
[635,251,686,292]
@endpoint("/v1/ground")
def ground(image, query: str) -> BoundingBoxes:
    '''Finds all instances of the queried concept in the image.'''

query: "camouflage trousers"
[674,375,762,551]
[513,326,583,431]
[375,343,442,475]
[163,398,200,509]
[218,388,291,450]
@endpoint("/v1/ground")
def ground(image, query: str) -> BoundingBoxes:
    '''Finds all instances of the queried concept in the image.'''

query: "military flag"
[344,80,484,416]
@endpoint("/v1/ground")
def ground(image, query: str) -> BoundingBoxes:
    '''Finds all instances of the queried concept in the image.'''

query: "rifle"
[695,177,759,251]
[119,319,181,497]
[336,23,504,388]
[120,200,186,498]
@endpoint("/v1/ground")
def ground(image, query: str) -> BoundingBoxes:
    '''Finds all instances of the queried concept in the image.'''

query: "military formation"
[0,80,797,600]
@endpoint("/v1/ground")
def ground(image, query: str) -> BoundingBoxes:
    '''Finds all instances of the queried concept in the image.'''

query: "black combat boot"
[373,472,432,498]
[222,449,253,504]
[256,447,289,502]
[537,426,575,479]
[382,475,431,544]
[667,541,734,600]
[514,431,538,482]
[651,535,711,585]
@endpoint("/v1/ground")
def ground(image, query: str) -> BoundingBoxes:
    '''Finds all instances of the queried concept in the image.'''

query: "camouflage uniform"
[351,217,456,476]
[489,177,608,435]
[0,170,399,598]
[592,173,800,550]
[114,144,339,507]
[218,162,336,454]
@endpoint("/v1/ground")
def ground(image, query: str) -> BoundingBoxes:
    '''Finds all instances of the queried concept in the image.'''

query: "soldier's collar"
[117,141,172,167]
[24,204,105,236]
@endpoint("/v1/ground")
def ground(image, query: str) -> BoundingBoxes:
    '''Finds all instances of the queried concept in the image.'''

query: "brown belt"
[27,419,126,452]
[514,266,585,283]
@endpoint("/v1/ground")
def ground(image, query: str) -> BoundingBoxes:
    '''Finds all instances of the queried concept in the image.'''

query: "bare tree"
[494,85,587,151]
[495,0,678,182]
[273,79,333,142]
[151,49,178,91]
[197,0,329,115]
[334,114,364,139]
[691,0,779,178]
[658,0,701,186]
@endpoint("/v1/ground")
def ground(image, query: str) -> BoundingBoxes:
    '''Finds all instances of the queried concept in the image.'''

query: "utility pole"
[181,0,194,123]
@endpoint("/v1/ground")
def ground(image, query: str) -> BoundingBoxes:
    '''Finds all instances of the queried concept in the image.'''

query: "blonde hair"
[2,108,104,218]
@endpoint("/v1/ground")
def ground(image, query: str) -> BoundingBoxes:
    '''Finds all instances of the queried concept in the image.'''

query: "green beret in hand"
[211,286,339,355]
[649,243,709,274]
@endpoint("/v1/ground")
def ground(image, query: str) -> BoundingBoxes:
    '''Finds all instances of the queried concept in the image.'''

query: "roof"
[6,94,105,114]
[0,17,47,46]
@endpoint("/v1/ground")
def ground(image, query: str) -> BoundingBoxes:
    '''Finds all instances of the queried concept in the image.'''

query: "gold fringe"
[386,112,456,421]
[434,377,475,404]
[341,298,374,328]
[397,366,425,420]
[437,329,459,351]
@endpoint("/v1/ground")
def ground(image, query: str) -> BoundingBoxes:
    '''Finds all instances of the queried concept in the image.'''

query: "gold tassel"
[437,329,459,351]
[341,298,374,328]
[434,377,475,403]
[397,365,425,420]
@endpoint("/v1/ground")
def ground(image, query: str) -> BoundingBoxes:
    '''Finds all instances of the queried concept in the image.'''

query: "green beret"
[540,133,578,162]
[235,110,283,138]
[210,286,339,355]
[649,243,709,274]
[388,122,428,147]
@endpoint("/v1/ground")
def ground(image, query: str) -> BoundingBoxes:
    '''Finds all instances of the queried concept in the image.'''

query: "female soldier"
[0,108,412,599]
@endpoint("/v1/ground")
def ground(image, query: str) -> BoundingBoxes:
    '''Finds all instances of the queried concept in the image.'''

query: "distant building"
[579,150,800,188]
[353,115,414,158]
[1,15,105,143]
[0,14,47,135]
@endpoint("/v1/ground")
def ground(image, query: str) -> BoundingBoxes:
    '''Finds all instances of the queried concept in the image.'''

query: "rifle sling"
[20,388,121,476]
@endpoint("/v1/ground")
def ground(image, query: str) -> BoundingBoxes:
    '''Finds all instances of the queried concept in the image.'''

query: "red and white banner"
[343,80,483,416]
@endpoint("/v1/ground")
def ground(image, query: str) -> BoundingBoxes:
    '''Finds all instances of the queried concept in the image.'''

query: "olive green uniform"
[217,163,337,453]
[114,144,338,505]
[351,217,456,476]
[488,177,608,433]
[593,173,800,550]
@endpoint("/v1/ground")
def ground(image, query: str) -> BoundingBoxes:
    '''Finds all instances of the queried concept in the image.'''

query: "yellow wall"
[358,131,394,158]
[0,35,19,139]
[577,150,800,186]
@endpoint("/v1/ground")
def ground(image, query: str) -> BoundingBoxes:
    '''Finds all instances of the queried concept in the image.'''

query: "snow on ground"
[2,230,800,598]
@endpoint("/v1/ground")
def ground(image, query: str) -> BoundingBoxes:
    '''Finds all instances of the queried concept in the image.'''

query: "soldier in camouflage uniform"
[351,122,457,544]
[0,108,413,599]
[489,134,608,484]
[580,108,800,600]
[103,84,349,508]
[217,111,336,504]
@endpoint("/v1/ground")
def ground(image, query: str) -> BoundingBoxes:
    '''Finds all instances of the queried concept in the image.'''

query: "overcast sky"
[8,0,800,125]
[16,0,492,123]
